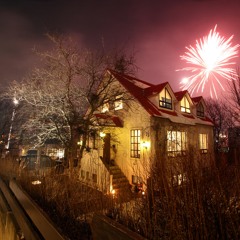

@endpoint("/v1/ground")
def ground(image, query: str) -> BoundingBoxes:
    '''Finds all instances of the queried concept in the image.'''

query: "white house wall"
[80,148,110,193]
[108,100,152,187]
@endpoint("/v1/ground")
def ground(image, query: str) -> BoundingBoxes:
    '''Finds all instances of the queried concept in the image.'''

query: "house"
[79,69,214,194]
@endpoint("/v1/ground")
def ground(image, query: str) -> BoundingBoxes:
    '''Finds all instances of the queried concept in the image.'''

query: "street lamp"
[5,97,19,151]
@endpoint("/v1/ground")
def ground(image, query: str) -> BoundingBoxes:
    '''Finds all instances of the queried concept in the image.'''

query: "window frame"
[199,133,208,154]
[181,96,191,113]
[101,100,109,113]
[167,130,187,157]
[159,88,172,110]
[130,129,141,158]
[86,171,90,181]
[172,173,187,186]
[132,175,143,184]
[81,170,85,179]
[92,173,97,183]
[197,102,205,118]
[114,94,123,110]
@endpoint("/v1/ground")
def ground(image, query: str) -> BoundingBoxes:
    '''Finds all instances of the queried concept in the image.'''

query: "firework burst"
[178,25,239,98]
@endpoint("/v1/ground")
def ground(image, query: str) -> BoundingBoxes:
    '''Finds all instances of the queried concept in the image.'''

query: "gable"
[106,69,213,126]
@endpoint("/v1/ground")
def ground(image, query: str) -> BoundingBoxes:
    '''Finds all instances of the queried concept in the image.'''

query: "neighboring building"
[20,140,65,161]
[80,70,214,194]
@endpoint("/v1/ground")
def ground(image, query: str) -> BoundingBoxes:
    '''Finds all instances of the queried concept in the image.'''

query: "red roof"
[108,70,164,116]
[144,82,169,96]
[175,90,188,101]
[192,96,203,104]
[94,113,123,127]
[107,69,212,123]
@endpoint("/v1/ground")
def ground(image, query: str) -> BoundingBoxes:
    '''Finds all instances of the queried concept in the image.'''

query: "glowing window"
[167,131,187,157]
[101,101,109,113]
[173,173,187,186]
[132,175,143,184]
[199,133,208,153]
[159,88,172,109]
[130,129,141,158]
[114,95,123,110]
[181,96,191,113]
[197,103,204,117]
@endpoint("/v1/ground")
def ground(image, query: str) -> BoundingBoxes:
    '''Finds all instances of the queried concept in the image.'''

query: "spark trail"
[178,25,239,98]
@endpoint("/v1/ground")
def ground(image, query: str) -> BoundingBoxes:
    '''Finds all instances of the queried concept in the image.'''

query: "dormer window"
[181,96,191,113]
[159,88,172,110]
[197,102,204,118]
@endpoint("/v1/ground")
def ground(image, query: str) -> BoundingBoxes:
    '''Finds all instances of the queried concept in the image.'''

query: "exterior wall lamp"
[99,132,106,138]
[142,141,150,149]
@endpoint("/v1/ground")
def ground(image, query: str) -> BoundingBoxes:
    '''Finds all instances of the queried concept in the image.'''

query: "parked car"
[19,154,58,171]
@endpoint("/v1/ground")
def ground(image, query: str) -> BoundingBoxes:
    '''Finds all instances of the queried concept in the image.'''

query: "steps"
[109,165,132,196]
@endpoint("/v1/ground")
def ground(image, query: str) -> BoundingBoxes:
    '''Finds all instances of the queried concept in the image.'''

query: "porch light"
[100,132,106,138]
[77,140,83,145]
[142,141,150,149]
[32,180,42,185]
[111,189,115,195]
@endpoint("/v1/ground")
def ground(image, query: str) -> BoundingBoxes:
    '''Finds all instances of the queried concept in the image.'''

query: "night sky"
[1,0,240,98]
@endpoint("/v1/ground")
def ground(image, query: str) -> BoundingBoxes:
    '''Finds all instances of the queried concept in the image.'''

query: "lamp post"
[5,97,19,151]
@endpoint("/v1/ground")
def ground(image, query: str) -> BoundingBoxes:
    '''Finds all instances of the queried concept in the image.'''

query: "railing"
[0,177,66,240]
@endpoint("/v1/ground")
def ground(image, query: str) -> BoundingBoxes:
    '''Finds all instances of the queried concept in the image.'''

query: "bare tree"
[227,71,240,125]
[4,34,137,172]
[205,98,234,152]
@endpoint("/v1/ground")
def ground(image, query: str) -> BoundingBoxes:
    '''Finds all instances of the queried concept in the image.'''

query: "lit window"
[130,129,141,158]
[199,133,208,153]
[197,103,204,118]
[114,95,123,110]
[132,175,143,184]
[173,173,187,186]
[181,96,191,113]
[167,131,187,157]
[101,101,109,113]
[159,88,172,109]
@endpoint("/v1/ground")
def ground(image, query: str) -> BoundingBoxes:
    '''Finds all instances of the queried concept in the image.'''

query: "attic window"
[114,95,123,110]
[197,102,204,118]
[159,88,172,109]
[101,101,109,113]
[181,96,191,113]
